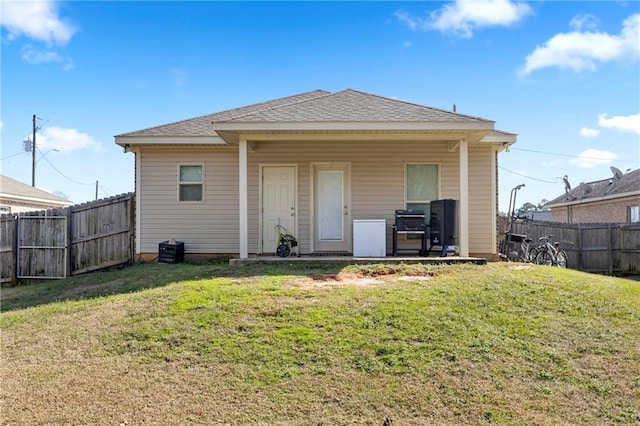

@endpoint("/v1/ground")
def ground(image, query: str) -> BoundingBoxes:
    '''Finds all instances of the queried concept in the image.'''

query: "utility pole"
[32,114,36,187]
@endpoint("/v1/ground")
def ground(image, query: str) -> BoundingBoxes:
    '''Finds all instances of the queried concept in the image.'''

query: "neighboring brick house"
[545,168,640,224]
[0,174,72,214]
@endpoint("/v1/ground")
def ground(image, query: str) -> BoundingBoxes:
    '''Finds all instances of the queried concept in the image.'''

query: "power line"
[99,185,113,197]
[99,184,117,196]
[37,151,95,186]
[0,151,28,161]
[510,147,640,164]
[498,166,559,184]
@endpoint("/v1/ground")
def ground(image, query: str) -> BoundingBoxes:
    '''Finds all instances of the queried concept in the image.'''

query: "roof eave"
[545,190,640,208]
[212,121,495,144]
[115,135,227,149]
[212,121,494,132]
[0,193,72,206]
[479,131,518,152]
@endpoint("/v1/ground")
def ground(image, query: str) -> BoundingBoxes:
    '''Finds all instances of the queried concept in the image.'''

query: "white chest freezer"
[353,219,386,257]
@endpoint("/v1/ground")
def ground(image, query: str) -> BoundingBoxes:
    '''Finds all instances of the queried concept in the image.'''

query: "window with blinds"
[406,164,439,216]
[178,164,204,202]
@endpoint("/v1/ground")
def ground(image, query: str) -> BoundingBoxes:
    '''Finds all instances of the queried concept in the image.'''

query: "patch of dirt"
[288,272,384,288]
[397,275,432,282]
[287,272,432,287]
[507,264,535,270]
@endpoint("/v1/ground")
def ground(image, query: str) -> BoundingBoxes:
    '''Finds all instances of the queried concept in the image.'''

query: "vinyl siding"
[137,141,496,256]
[138,147,239,254]
[468,146,495,254]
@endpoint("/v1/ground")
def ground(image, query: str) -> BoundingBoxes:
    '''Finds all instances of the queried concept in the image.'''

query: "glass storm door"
[314,164,350,252]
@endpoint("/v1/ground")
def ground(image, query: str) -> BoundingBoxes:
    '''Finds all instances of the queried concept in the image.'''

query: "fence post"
[66,207,73,277]
[12,215,18,285]
[576,223,582,271]
[608,223,613,275]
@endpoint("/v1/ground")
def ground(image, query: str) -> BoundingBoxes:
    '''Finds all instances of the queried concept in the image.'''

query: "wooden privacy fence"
[501,219,640,275]
[1,193,135,285]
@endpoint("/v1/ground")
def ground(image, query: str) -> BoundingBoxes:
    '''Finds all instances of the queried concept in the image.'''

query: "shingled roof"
[116,89,494,139]
[116,90,330,138]
[215,89,492,123]
[545,168,640,207]
[0,175,71,205]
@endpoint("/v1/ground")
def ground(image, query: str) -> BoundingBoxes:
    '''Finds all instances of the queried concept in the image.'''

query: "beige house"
[545,168,640,224]
[0,174,71,214]
[115,89,516,260]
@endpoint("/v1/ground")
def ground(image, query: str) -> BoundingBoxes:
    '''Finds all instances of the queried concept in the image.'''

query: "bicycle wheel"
[536,250,553,266]
[556,250,568,268]
[527,247,539,263]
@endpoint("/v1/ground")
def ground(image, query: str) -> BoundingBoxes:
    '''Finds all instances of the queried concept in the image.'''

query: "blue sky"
[1,1,639,212]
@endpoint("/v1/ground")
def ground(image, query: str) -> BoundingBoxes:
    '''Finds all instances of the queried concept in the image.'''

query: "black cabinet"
[429,199,458,256]
[159,241,184,264]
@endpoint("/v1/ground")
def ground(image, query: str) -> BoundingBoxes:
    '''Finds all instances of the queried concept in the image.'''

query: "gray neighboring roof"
[116,90,330,138]
[545,168,640,207]
[0,175,71,204]
[116,88,495,139]
[216,89,493,123]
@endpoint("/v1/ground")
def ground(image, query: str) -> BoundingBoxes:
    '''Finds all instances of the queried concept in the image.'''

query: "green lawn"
[1,261,639,425]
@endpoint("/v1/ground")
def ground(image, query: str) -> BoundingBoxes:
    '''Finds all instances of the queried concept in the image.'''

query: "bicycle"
[500,183,541,263]
[501,232,540,263]
[535,235,570,268]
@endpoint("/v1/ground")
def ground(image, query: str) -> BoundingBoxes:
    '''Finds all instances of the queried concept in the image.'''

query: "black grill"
[395,209,426,231]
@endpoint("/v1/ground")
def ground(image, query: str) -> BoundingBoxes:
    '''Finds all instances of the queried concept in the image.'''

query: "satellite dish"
[611,166,624,180]
[579,182,592,195]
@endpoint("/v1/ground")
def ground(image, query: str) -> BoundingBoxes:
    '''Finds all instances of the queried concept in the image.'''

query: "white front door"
[313,163,351,252]
[262,166,296,254]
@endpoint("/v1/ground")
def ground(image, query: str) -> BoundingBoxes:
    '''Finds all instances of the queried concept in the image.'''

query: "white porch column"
[239,139,249,259]
[459,139,469,257]
[491,147,498,255]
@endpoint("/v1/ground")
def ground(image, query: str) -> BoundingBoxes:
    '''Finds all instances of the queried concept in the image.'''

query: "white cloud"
[395,0,531,38]
[520,14,640,76]
[403,41,412,48]
[21,45,74,69]
[579,127,600,138]
[395,11,424,31]
[598,113,640,135]
[569,14,599,31]
[37,127,103,153]
[541,159,562,168]
[0,0,76,45]
[570,148,617,168]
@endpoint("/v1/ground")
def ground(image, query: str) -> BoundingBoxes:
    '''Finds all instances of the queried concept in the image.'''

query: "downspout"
[134,150,141,258]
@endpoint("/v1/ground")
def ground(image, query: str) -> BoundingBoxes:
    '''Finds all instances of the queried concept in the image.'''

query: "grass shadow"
[0,260,347,312]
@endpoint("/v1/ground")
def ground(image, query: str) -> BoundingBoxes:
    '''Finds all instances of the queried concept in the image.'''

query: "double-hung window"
[178,164,204,202]
[406,164,439,217]
[629,205,639,223]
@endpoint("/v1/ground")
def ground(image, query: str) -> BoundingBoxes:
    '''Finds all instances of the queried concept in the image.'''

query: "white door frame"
[259,164,298,254]
[310,162,351,253]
